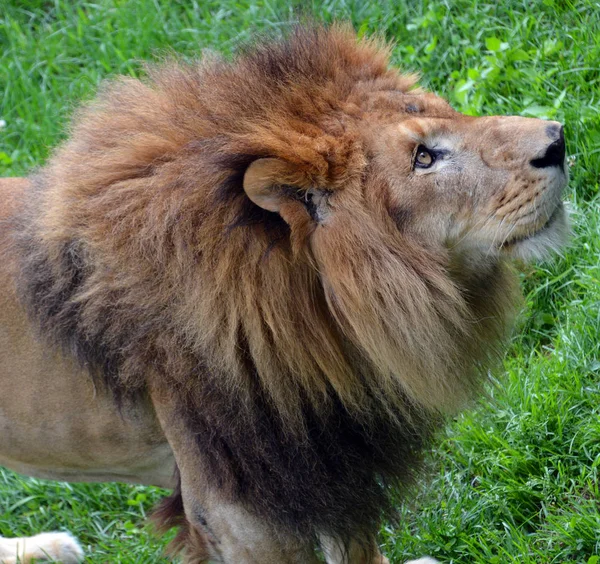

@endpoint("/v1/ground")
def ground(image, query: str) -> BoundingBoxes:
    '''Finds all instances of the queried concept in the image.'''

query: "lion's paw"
[404,558,441,564]
[0,532,84,563]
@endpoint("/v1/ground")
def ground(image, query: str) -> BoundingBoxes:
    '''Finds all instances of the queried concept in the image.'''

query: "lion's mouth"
[501,205,563,249]
[498,202,569,261]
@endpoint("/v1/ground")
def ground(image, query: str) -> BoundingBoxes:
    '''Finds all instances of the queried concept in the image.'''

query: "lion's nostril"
[545,123,562,141]
[531,127,565,169]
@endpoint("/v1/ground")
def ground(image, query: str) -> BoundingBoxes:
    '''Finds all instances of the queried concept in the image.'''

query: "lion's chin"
[501,203,570,262]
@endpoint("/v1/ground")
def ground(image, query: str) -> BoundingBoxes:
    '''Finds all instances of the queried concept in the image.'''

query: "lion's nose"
[530,124,565,169]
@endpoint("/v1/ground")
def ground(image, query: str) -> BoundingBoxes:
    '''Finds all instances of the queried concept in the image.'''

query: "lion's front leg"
[151,391,321,563]
[0,532,83,563]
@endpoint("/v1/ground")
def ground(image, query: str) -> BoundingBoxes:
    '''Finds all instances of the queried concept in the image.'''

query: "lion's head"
[244,87,567,265]
[13,24,568,542]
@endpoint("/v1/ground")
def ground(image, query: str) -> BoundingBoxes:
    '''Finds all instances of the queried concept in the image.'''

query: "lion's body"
[0,25,567,563]
[0,178,175,488]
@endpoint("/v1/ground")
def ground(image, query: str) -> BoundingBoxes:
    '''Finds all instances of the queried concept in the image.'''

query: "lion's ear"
[243,158,330,241]
[243,158,311,214]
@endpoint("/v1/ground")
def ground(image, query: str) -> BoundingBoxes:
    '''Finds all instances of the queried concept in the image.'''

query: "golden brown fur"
[3,23,568,562]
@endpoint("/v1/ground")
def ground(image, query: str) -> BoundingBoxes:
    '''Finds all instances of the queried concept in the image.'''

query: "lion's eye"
[414,145,435,168]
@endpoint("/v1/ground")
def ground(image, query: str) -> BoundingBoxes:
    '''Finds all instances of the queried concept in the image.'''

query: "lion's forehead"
[364,112,542,161]
[363,115,473,159]
[359,90,456,122]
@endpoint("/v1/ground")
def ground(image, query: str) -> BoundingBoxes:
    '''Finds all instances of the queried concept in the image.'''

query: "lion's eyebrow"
[397,123,423,141]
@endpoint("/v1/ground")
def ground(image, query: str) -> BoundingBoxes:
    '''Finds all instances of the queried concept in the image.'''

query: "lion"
[0,24,568,563]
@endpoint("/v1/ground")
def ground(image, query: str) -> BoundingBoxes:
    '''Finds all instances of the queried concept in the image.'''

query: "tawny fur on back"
[12,24,520,541]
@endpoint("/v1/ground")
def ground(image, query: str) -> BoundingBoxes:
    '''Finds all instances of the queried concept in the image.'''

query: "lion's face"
[366,98,568,263]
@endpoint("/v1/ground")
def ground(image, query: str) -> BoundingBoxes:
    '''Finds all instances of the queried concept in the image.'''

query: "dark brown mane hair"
[12,23,519,547]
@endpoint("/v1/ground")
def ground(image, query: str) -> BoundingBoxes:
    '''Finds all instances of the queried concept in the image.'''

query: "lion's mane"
[13,25,519,545]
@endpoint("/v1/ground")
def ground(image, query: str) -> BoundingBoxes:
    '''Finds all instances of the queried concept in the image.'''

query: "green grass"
[1,0,599,562]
